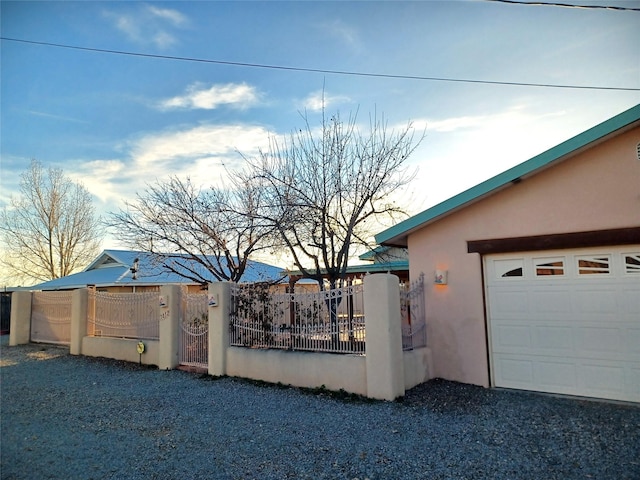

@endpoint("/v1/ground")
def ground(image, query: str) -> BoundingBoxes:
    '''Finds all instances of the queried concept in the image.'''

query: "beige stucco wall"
[210,275,419,400]
[403,347,432,390]
[81,336,160,366]
[407,126,640,387]
[226,347,368,396]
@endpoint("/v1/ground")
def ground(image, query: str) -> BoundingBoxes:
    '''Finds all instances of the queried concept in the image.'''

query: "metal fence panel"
[88,291,160,340]
[401,273,427,351]
[230,283,365,354]
[31,291,73,345]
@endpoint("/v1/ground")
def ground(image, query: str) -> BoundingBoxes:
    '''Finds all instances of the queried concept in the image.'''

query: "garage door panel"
[582,363,625,394]
[576,327,624,356]
[491,289,529,314]
[534,325,574,351]
[622,288,640,313]
[531,290,572,314]
[629,367,640,395]
[492,324,532,350]
[486,246,640,402]
[572,287,619,316]
[494,354,640,400]
[625,328,640,357]
[494,356,534,386]
[535,360,577,389]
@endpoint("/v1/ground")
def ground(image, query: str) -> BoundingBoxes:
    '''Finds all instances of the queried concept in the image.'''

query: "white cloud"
[146,5,187,26]
[160,83,259,110]
[301,90,351,112]
[130,124,271,171]
[424,115,490,133]
[319,19,363,53]
[65,123,274,213]
[151,31,178,50]
[424,106,567,134]
[67,159,129,205]
[103,5,188,49]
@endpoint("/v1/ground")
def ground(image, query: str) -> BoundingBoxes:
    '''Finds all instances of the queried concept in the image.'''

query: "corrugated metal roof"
[31,250,286,290]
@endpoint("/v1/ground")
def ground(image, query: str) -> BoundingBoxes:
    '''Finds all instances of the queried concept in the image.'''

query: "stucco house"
[376,104,640,403]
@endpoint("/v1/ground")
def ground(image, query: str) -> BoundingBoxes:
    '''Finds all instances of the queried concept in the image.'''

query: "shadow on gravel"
[402,377,498,412]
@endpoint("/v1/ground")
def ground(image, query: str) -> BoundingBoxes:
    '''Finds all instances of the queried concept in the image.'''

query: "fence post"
[70,288,88,355]
[9,291,32,346]
[208,282,230,377]
[158,285,181,370]
[364,273,405,401]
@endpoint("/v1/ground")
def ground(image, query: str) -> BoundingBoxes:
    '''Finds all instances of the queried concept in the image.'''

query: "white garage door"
[485,246,640,402]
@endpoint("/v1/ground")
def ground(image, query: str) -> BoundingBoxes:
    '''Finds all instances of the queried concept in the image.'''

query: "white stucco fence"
[10,274,431,400]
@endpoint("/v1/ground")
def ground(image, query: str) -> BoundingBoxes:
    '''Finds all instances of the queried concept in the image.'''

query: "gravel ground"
[1,338,639,480]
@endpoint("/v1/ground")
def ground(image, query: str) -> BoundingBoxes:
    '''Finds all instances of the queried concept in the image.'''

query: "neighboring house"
[286,246,410,289]
[376,104,640,403]
[358,246,409,282]
[31,250,286,292]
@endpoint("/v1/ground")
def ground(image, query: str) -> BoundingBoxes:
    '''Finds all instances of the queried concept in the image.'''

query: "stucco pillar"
[208,282,230,377]
[9,291,32,346]
[158,285,181,370]
[70,288,88,355]
[364,274,405,401]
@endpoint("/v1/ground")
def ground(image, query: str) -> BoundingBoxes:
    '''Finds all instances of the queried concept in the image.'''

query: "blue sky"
[1,0,639,257]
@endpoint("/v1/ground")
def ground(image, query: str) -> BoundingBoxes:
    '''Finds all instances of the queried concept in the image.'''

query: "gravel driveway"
[1,338,639,480]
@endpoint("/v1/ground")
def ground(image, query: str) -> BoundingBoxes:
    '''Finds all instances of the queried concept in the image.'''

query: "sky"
[1,0,639,272]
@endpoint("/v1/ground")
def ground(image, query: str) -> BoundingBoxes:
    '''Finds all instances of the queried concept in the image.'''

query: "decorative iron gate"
[31,290,73,345]
[179,292,208,369]
[401,273,426,351]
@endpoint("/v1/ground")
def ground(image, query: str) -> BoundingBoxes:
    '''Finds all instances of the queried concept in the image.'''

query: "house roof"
[31,249,286,290]
[376,104,640,247]
[287,260,409,279]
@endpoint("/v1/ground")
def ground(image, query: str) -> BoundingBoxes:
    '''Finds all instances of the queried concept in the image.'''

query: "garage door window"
[494,259,524,278]
[535,258,564,276]
[577,255,610,275]
[624,254,640,274]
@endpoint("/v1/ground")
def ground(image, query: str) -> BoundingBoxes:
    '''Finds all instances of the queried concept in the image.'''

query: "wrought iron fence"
[87,290,160,340]
[31,290,73,345]
[179,292,208,368]
[401,273,427,351]
[230,283,365,354]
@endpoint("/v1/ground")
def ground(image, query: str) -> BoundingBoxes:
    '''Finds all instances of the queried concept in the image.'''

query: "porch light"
[434,270,448,285]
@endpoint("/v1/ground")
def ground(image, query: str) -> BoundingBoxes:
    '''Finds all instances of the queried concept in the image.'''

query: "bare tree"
[238,107,422,290]
[0,160,102,284]
[108,176,278,284]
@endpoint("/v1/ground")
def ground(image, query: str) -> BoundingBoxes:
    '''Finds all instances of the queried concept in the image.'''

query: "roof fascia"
[376,104,640,246]
[83,250,135,272]
[83,251,113,271]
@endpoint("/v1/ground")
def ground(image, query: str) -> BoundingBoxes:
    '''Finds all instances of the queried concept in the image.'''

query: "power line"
[483,0,640,11]
[1,36,639,92]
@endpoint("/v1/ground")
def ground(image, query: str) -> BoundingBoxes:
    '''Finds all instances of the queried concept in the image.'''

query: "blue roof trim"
[376,104,640,246]
[358,246,391,261]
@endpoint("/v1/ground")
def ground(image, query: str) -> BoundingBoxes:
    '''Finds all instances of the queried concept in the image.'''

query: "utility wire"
[2,36,639,92]
[482,0,640,11]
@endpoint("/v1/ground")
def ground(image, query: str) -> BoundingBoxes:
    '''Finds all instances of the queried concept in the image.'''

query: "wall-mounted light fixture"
[434,270,448,285]
[208,295,218,307]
